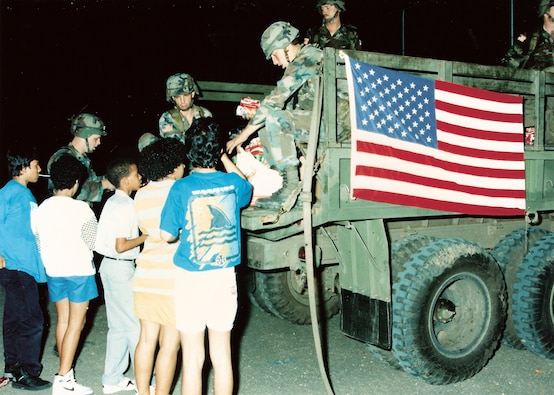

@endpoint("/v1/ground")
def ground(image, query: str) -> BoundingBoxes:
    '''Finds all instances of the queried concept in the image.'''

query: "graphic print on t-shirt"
[186,185,239,270]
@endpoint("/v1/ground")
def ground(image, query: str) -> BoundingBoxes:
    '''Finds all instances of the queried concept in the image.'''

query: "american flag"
[343,55,526,216]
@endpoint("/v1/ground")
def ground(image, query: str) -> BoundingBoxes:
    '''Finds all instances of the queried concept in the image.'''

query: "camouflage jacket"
[501,28,554,70]
[250,44,323,128]
[305,23,362,50]
[47,143,105,203]
[159,104,213,143]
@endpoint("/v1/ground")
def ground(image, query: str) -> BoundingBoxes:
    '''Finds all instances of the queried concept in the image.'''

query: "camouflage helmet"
[538,0,554,17]
[70,113,106,138]
[316,0,346,12]
[137,132,159,152]
[166,73,200,103]
[260,21,300,60]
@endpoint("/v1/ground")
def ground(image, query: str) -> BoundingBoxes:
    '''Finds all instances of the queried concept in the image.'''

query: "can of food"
[236,97,260,118]
[240,97,260,109]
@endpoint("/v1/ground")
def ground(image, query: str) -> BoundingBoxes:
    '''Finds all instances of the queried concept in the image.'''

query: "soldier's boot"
[256,166,300,209]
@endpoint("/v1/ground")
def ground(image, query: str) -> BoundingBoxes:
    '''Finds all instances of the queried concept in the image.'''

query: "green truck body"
[199,47,554,384]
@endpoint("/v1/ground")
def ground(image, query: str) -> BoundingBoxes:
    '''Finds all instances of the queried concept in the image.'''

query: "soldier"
[226,21,323,209]
[501,0,554,145]
[305,0,360,142]
[48,113,115,203]
[159,73,213,144]
[304,0,362,50]
[501,0,554,70]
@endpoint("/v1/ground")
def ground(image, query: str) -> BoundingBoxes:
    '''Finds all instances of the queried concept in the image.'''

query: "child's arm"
[115,233,148,254]
[221,152,247,179]
[160,230,178,243]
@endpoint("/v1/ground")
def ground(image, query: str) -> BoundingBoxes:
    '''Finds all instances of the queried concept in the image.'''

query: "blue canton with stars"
[350,60,438,148]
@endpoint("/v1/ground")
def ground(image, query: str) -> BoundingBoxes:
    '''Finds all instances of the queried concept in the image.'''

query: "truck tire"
[492,227,550,349]
[390,235,437,280]
[246,270,281,318]
[512,233,554,359]
[391,238,507,384]
[248,269,340,324]
[367,235,436,369]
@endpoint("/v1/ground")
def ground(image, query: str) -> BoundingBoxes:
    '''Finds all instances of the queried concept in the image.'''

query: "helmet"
[538,0,554,17]
[137,132,159,152]
[165,73,200,103]
[70,113,106,138]
[316,0,346,12]
[260,21,300,60]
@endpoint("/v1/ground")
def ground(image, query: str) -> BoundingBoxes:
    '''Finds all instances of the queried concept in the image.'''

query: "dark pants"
[0,269,44,376]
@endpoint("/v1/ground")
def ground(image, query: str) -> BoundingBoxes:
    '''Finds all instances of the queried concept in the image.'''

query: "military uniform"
[501,29,554,70]
[47,144,105,203]
[502,29,554,145]
[159,73,212,144]
[48,113,108,203]
[305,23,361,50]
[249,44,323,171]
[158,105,213,143]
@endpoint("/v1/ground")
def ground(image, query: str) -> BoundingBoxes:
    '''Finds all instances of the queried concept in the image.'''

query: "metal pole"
[510,0,514,44]
[401,8,406,55]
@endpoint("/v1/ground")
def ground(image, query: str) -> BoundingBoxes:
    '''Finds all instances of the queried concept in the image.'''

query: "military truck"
[199,47,554,385]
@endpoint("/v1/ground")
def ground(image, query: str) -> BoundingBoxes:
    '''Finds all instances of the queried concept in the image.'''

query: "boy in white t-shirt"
[95,157,146,394]
[34,154,98,395]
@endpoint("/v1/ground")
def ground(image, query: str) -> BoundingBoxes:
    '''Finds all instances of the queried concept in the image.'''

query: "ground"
[0,277,553,394]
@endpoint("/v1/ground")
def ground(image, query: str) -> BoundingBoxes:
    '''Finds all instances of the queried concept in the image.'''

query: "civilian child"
[95,157,146,394]
[0,148,51,391]
[160,118,252,395]
[34,154,97,395]
[133,137,187,395]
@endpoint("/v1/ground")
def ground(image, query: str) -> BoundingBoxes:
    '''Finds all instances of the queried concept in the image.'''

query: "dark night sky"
[0,0,539,195]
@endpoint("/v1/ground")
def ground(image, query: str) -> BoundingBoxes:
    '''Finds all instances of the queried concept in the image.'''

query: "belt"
[104,256,135,262]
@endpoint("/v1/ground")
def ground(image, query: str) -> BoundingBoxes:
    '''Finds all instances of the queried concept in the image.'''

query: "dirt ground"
[1,275,554,395]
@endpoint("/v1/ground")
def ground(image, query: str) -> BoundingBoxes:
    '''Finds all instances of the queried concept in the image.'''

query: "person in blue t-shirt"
[0,148,51,391]
[160,118,252,395]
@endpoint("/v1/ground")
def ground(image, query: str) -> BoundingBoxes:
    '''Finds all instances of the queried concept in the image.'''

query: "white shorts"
[174,267,238,333]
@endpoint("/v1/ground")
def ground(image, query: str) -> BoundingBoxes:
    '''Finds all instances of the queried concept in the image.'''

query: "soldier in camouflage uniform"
[501,0,554,70]
[159,73,212,144]
[226,21,323,209]
[47,113,114,203]
[305,0,359,142]
[304,0,362,50]
[501,0,554,145]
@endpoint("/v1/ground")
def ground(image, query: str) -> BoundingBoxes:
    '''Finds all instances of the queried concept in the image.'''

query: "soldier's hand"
[226,131,248,154]
[0,255,6,269]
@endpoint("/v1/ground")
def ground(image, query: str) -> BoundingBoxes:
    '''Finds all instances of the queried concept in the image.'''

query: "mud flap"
[340,289,391,349]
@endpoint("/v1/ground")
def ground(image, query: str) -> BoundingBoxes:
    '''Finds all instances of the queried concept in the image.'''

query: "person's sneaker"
[4,362,20,380]
[53,369,92,395]
[0,376,9,388]
[103,378,136,394]
[11,367,51,391]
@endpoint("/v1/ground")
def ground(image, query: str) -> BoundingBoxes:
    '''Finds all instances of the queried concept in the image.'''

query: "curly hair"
[50,155,87,191]
[139,137,187,181]
[186,118,221,169]
[6,147,38,178]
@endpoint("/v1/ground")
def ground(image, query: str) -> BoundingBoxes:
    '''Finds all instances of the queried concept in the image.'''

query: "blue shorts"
[47,275,98,303]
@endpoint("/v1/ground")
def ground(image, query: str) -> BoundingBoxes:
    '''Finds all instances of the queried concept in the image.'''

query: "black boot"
[256,166,300,209]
